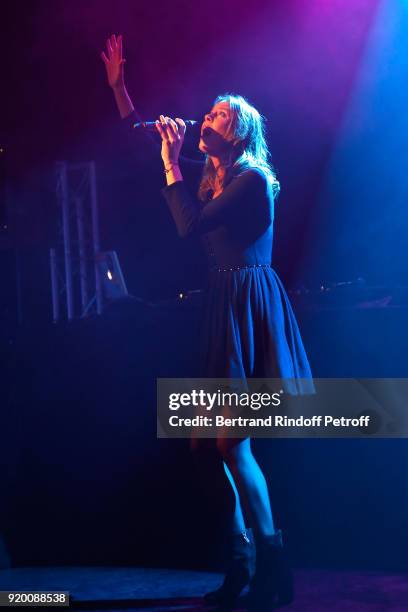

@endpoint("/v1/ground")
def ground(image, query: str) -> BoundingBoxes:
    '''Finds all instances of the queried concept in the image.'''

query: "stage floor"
[0,566,407,611]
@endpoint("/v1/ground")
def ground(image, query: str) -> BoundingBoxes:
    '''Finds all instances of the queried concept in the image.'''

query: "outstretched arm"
[101,34,135,119]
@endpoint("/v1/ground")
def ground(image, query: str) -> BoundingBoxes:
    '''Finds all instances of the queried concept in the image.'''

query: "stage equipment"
[51,161,105,321]
[288,279,408,310]
[96,250,128,301]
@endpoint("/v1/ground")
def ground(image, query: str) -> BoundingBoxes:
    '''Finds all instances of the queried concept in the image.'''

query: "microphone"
[132,119,198,130]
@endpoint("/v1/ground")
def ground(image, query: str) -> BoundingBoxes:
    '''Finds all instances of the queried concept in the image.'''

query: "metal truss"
[51,161,102,321]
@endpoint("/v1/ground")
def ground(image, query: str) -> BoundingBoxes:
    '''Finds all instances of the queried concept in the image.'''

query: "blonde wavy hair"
[198,93,280,202]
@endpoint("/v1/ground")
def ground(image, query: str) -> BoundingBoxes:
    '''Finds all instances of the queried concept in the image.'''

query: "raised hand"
[155,116,186,168]
[101,34,125,90]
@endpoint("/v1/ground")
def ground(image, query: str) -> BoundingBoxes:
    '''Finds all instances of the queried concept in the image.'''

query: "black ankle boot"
[248,530,294,611]
[204,529,255,609]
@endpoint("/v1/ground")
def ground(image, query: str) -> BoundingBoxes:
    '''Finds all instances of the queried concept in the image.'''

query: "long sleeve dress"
[161,167,314,394]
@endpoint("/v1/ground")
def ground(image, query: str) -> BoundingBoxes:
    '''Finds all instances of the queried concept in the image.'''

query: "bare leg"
[217,437,276,540]
[189,437,247,531]
[223,461,247,533]
[190,436,257,607]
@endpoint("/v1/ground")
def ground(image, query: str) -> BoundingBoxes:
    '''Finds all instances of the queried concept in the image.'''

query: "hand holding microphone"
[133,119,197,130]
[155,115,186,170]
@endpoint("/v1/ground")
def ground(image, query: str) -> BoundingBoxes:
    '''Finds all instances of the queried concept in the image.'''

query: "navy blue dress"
[162,168,313,394]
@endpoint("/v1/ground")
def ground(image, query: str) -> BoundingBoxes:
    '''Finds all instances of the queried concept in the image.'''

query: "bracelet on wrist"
[164,163,179,175]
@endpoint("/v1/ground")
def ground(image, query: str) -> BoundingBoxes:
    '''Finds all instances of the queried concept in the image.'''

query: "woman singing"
[102,34,313,611]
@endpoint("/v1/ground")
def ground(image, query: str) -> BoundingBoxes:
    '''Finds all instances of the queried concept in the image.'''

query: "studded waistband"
[211,263,272,272]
